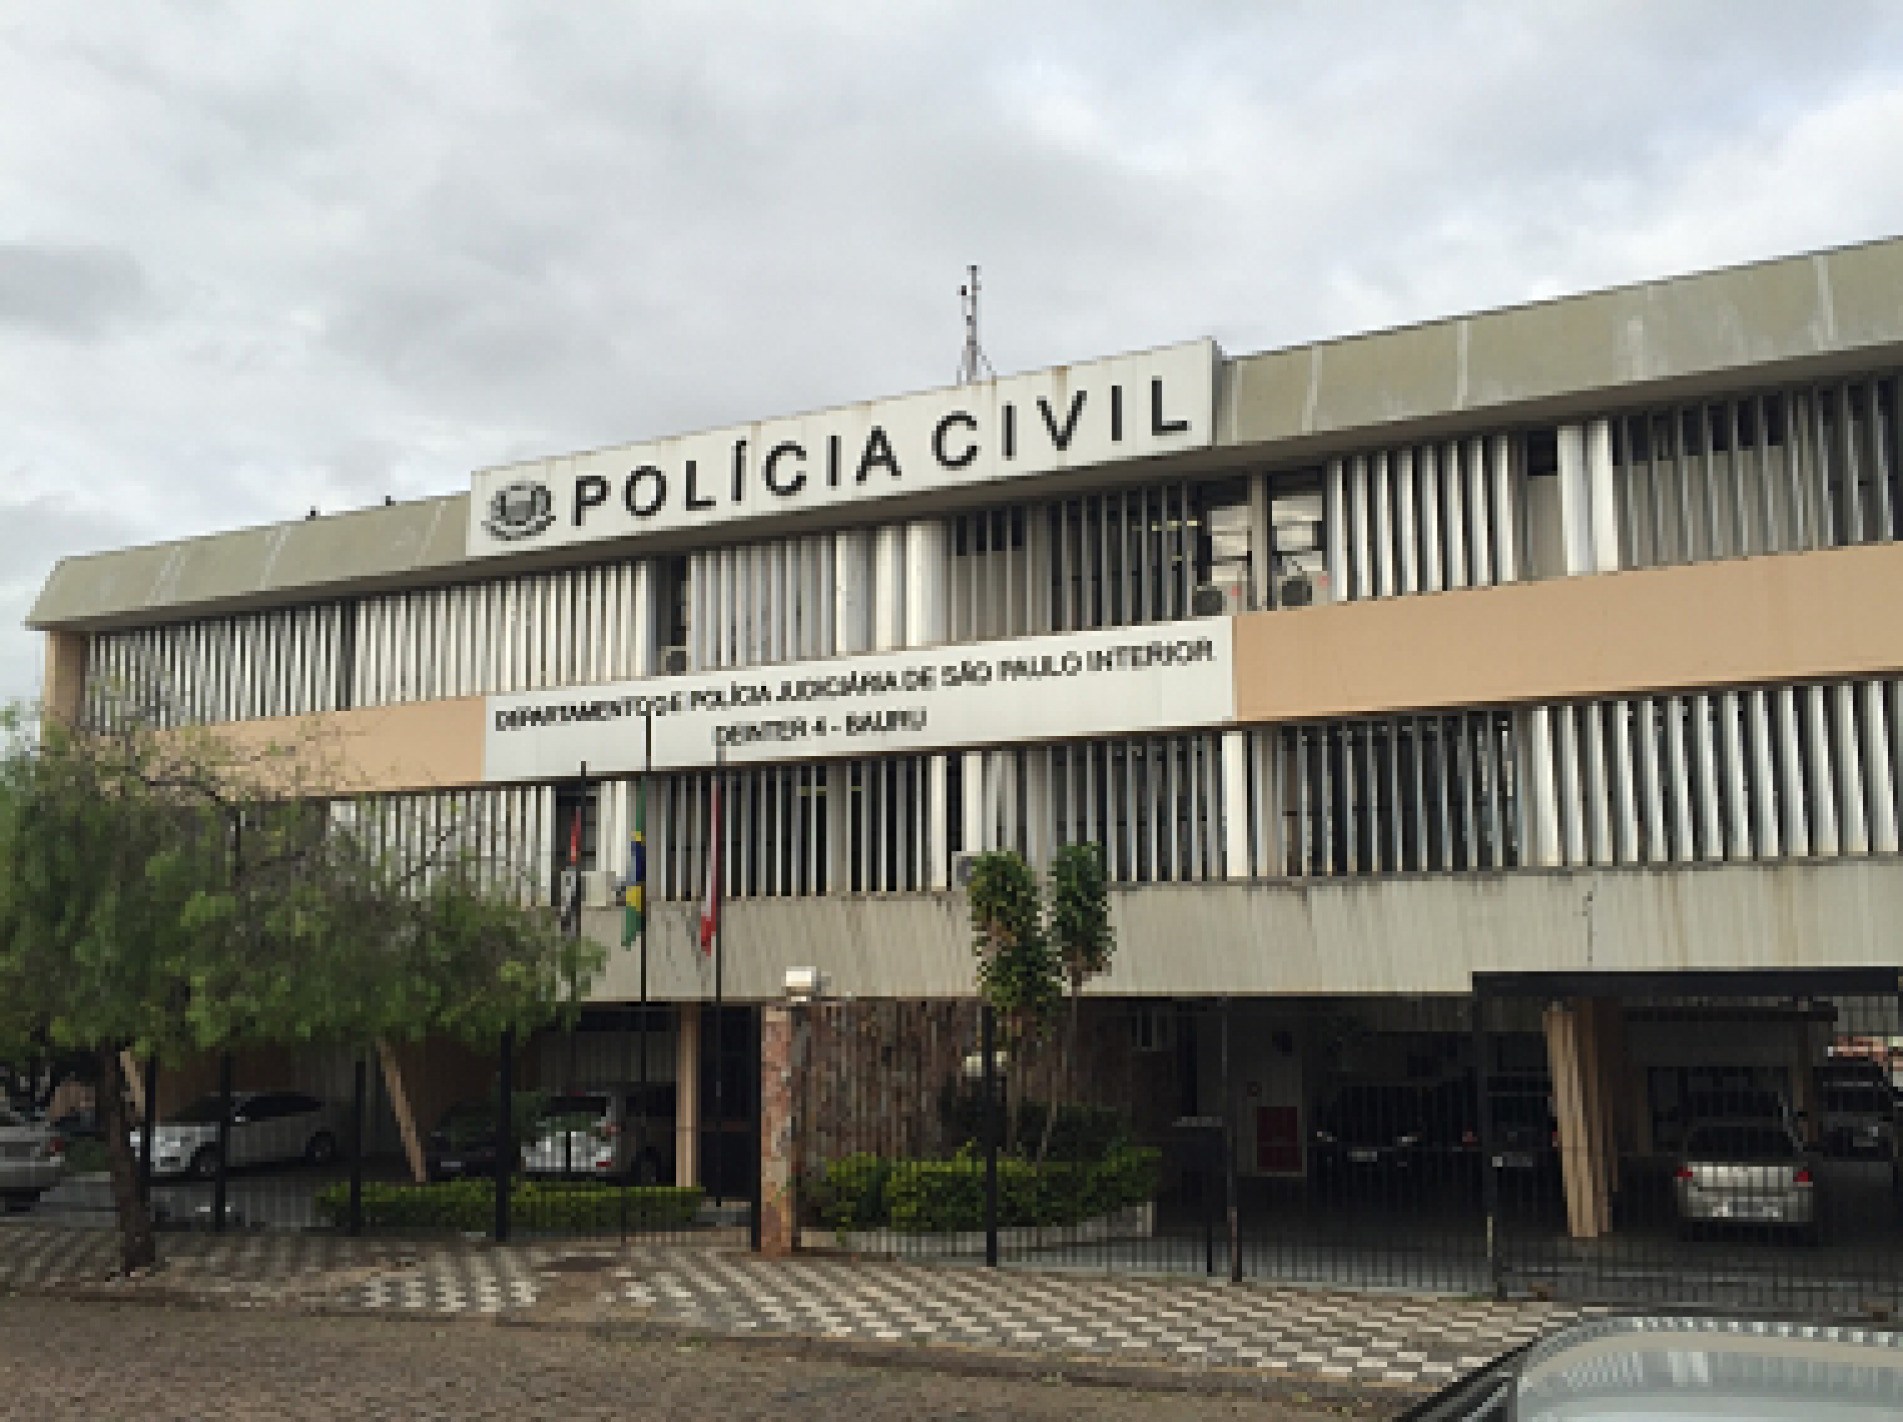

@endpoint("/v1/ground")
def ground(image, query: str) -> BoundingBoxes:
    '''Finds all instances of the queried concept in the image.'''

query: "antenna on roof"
[956,264,995,385]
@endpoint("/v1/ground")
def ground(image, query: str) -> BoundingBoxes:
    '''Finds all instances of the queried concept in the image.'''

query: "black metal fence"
[2,1007,761,1248]
[793,981,1903,1316]
[15,975,1903,1320]
[1480,971,1903,1316]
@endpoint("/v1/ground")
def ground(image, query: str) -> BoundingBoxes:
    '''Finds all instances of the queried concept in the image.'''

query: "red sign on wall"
[1256,1106,1301,1173]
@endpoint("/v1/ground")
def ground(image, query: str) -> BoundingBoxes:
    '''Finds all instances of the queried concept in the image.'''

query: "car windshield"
[1687,1124,1799,1161]
[167,1095,234,1125]
[1492,1095,1552,1128]
[537,1094,609,1130]
[1325,1087,1421,1134]
[1825,1084,1892,1112]
[436,1102,497,1142]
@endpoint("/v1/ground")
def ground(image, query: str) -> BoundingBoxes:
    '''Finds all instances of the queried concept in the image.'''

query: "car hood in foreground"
[1408,1315,1903,1420]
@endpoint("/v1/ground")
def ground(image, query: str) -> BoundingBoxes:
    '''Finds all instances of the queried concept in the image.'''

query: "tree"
[967,849,1060,1149]
[0,704,598,1272]
[1038,842,1116,1162]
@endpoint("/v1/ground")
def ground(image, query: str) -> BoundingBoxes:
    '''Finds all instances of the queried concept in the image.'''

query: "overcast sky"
[6,1,1903,705]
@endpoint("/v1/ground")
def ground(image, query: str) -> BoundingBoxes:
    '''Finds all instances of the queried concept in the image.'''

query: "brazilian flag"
[621,781,646,947]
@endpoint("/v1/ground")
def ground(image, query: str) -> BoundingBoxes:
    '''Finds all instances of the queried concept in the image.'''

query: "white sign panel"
[467,340,1217,558]
[483,619,1235,780]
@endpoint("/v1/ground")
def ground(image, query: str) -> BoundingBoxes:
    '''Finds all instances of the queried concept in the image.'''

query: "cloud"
[0,242,151,339]
[4,1,1903,705]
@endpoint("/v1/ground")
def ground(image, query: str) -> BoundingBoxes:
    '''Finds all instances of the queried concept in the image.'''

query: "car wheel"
[304,1131,338,1166]
[189,1146,220,1181]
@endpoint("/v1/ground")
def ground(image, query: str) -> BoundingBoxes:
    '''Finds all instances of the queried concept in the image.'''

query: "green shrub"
[937,1089,1131,1163]
[810,1152,892,1231]
[876,1145,1160,1233]
[314,1179,703,1233]
[1012,1102,1131,1162]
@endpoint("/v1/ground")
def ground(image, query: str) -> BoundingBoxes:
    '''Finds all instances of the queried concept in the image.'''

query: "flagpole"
[637,709,651,1181]
[565,761,587,1178]
[710,738,725,1206]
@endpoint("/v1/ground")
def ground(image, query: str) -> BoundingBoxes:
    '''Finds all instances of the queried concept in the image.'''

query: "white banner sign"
[467,340,1216,557]
[483,619,1236,780]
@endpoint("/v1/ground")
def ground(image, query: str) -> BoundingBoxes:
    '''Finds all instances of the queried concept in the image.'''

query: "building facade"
[30,237,1903,1289]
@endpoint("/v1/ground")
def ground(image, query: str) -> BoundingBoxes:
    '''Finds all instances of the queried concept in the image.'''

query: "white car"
[0,1106,67,1210]
[131,1091,341,1179]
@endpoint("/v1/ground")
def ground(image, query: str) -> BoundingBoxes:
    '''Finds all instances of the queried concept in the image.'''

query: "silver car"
[0,1106,66,1210]
[1405,1315,1903,1420]
[1674,1119,1818,1239]
[131,1090,341,1179]
[521,1085,674,1183]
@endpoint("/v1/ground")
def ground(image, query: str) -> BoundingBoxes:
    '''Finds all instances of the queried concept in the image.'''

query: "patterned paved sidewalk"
[605,1250,1589,1386]
[1,1222,1590,1390]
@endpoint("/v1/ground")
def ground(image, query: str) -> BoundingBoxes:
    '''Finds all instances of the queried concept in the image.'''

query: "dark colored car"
[424,1099,504,1182]
[1312,1083,1428,1183]
[1420,1078,1556,1189]
[46,1108,101,1140]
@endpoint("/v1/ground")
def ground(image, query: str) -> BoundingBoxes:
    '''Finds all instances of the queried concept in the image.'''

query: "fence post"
[213,1052,233,1234]
[749,1006,765,1253]
[1472,991,1502,1298]
[494,1027,514,1244]
[138,1055,158,1207]
[981,1003,999,1268]
[348,1055,367,1238]
[1222,997,1242,1284]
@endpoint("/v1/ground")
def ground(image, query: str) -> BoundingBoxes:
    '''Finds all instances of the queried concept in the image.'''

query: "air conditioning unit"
[950,850,984,888]
[662,646,690,675]
[581,869,619,909]
[1190,583,1229,617]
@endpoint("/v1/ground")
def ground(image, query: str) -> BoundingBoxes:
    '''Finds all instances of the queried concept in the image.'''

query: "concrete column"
[1247,471,1272,612]
[1556,423,1595,576]
[42,630,88,728]
[903,519,948,648]
[1221,730,1250,879]
[1324,459,1349,603]
[1022,751,1052,869]
[826,764,853,889]
[631,559,659,677]
[873,524,906,652]
[674,1005,701,1189]
[961,751,985,858]
[1545,1001,1611,1240]
[1522,706,1563,867]
[926,754,950,890]
[1585,417,1620,573]
[832,530,872,655]
[757,1004,807,1257]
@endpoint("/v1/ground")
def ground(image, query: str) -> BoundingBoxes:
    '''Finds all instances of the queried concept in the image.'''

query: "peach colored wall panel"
[1235,544,1903,723]
[213,697,487,795]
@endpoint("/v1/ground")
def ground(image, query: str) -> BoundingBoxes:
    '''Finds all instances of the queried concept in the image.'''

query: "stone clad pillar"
[675,1005,701,1190]
[758,1003,808,1257]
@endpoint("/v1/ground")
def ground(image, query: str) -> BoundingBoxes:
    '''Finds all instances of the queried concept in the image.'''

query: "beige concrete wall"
[1234,542,1903,723]
[578,857,1903,1003]
[40,630,87,726]
[207,696,488,794]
